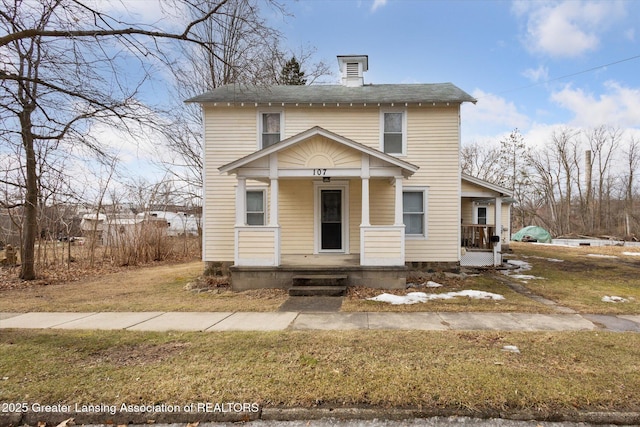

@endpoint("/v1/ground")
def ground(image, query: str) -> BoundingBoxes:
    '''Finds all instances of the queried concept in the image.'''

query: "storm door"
[320,189,343,251]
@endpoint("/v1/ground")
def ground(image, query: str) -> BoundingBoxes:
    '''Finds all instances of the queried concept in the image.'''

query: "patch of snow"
[510,274,543,280]
[502,345,520,353]
[623,252,640,257]
[453,290,505,300]
[426,281,443,288]
[533,242,576,248]
[602,296,629,303]
[587,254,618,259]
[367,290,505,305]
[506,259,532,270]
[503,259,543,281]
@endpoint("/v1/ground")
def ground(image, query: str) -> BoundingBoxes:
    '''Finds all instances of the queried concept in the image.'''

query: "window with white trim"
[259,111,282,148]
[246,190,266,225]
[477,206,487,225]
[403,190,427,236]
[380,109,406,155]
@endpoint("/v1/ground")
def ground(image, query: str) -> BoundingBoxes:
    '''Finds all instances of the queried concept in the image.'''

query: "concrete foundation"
[230,265,407,291]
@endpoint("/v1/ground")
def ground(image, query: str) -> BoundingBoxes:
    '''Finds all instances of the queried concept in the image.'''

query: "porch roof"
[219,126,419,177]
[461,173,514,199]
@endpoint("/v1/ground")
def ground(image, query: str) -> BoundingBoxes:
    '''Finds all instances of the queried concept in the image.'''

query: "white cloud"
[550,81,640,128]
[522,65,549,82]
[514,1,626,58]
[371,0,388,12]
[463,89,531,130]
[624,28,636,42]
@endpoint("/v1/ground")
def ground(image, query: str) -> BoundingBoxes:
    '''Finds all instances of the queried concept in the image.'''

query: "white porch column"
[269,153,280,266]
[493,196,503,265]
[235,177,246,226]
[394,176,404,226]
[361,154,370,226]
[269,154,279,226]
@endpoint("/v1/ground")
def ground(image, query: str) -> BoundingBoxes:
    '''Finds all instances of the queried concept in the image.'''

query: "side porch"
[460,174,514,267]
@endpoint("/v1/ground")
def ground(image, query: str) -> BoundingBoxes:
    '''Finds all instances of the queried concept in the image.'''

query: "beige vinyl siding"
[404,106,460,262]
[203,104,464,263]
[203,107,257,261]
[279,180,314,254]
[370,179,394,226]
[461,199,474,224]
[363,229,403,256]
[285,107,380,148]
[237,229,275,258]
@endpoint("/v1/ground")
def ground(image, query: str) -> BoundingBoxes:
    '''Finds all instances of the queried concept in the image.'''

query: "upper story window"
[380,109,406,155]
[259,111,283,148]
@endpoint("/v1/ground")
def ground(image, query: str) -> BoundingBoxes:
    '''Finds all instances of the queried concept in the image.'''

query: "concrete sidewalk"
[2,311,640,332]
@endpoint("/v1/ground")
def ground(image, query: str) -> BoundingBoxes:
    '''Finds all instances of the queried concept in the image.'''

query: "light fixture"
[323,177,331,183]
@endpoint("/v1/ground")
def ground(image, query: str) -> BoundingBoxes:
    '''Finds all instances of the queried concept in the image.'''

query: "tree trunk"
[20,111,38,280]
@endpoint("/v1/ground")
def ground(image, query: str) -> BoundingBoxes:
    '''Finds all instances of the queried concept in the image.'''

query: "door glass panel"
[321,190,342,250]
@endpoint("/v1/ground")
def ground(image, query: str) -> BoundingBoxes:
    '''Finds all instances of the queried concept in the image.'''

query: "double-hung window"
[403,189,427,237]
[477,206,487,225]
[260,111,282,148]
[246,190,265,225]
[381,109,406,155]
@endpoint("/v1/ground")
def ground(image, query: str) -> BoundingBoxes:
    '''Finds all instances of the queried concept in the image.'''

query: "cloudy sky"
[99,0,640,177]
[277,0,640,147]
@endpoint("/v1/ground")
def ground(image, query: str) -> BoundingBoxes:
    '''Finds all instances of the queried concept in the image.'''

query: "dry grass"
[507,242,640,314]
[3,241,639,314]
[342,273,556,313]
[1,329,639,415]
[0,261,287,312]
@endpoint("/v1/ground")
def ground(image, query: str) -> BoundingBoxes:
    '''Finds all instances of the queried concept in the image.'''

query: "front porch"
[230,259,408,290]
[221,127,419,284]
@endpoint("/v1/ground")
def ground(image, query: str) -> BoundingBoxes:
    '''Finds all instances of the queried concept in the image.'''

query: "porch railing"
[461,224,495,250]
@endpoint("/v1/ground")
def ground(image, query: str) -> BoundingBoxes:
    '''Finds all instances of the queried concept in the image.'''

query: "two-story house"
[188,55,512,290]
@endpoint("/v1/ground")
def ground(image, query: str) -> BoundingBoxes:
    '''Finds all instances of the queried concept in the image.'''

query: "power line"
[495,53,640,96]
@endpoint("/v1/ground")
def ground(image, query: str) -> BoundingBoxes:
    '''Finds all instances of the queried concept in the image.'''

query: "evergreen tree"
[279,56,307,85]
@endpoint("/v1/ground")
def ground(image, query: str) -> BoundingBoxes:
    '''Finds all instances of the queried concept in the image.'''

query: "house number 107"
[313,168,327,176]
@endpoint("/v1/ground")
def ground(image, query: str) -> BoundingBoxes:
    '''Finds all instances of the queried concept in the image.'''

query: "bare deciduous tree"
[155,0,331,211]
[0,0,236,279]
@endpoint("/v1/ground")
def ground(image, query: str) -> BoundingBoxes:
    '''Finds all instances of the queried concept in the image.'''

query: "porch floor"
[281,254,360,267]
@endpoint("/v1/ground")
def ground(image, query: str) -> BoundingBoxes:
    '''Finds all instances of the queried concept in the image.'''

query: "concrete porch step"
[292,274,348,287]
[288,285,347,297]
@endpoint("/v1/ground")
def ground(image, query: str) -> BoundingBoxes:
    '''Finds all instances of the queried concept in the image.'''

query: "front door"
[321,189,342,250]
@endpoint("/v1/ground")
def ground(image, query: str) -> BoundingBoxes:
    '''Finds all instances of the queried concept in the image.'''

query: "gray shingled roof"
[186,83,476,104]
